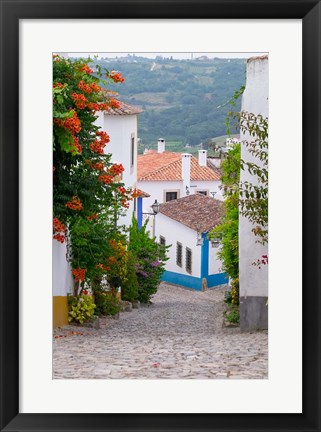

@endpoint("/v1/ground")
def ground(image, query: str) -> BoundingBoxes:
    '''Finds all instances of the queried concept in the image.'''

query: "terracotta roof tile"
[104,100,143,116]
[159,194,224,233]
[137,152,220,181]
[136,188,150,198]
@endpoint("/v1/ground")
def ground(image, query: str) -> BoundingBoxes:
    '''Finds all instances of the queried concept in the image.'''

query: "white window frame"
[164,189,180,202]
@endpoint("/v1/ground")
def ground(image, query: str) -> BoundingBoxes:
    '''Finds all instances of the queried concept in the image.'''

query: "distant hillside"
[94,55,246,148]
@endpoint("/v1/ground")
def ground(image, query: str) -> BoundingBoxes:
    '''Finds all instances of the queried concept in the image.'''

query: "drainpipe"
[181,153,191,197]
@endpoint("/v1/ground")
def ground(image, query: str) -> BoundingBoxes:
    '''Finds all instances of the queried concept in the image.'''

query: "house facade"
[95,100,143,228]
[156,194,228,290]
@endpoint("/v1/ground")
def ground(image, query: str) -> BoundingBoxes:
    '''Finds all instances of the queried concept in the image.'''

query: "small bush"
[68,294,96,324]
[121,251,139,302]
[94,291,121,316]
[230,278,239,305]
[128,217,169,304]
[226,308,240,324]
[224,290,233,305]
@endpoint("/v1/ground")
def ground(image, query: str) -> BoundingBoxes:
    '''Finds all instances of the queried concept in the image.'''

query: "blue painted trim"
[137,197,143,229]
[162,270,228,291]
[162,271,203,290]
[206,273,229,288]
[201,233,209,279]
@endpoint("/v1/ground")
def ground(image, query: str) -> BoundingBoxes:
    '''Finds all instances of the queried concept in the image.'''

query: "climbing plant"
[225,86,268,245]
[53,55,135,294]
[210,143,240,281]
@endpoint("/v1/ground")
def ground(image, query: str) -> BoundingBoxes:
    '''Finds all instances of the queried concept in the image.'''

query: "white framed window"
[130,133,135,171]
[195,190,209,196]
[176,242,183,267]
[185,247,192,274]
[164,189,180,202]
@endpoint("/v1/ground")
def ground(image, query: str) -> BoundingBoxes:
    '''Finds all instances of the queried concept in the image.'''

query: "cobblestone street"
[53,283,268,379]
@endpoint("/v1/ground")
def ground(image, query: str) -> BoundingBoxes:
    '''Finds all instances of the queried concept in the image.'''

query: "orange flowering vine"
[110,163,124,176]
[71,92,87,109]
[53,217,66,243]
[109,98,121,109]
[54,110,81,134]
[91,162,104,171]
[86,213,98,221]
[65,196,83,211]
[89,131,110,154]
[72,267,87,282]
[80,64,93,75]
[98,174,114,185]
[130,188,142,198]
[109,71,125,83]
[78,80,93,94]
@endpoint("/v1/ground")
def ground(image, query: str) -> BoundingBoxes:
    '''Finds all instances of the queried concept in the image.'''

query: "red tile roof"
[137,152,220,181]
[136,188,150,198]
[105,100,143,116]
[159,194,224,233]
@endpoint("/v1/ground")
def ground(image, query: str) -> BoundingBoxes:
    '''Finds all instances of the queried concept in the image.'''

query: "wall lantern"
[211,236,221,248]
[142,199,160,238]
[150,199,160,215]
[186,186,190,196]
[196,223,204,246]
[210,191,217,198]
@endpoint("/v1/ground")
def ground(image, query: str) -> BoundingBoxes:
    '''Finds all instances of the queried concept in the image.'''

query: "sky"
[69,52,266,60]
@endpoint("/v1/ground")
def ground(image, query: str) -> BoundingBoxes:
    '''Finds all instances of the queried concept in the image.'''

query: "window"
[196,190,208,196]
[186,247,192,274]
[164,190,180,202]
[176,242,182,267]
[130,135,135,168]
[165,191,178,202]
[160,236,166,246]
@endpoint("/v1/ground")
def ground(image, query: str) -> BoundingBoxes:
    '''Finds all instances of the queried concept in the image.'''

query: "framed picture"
[1,1,320,431]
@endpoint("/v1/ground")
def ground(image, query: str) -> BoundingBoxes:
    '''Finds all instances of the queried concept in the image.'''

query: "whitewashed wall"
[239,56,268,330]
[103,114,138,228]
[138,179,222,211]
[209,242,222,275]
[156,213,201,278]
[52,239,73,296]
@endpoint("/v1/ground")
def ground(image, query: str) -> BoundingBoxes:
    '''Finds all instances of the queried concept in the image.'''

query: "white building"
[239,55,268,331]
[95,100,143,228]
[156,194,228,290]
[137,139,222,233]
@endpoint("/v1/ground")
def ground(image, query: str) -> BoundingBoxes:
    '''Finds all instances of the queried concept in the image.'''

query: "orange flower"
[80,64,93,75]
[54,110,81,134]
[130,188,142,198]
[110,163,124,176]
[53,217,66,243]
[98,174,114,185]
[65,196,83,211]
[71,92,87,109]
[72,267,87,282]
[86,213,98,221]
[78,80,93,94]
[109,71,125,83]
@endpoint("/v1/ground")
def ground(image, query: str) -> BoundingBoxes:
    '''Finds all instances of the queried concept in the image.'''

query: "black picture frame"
[1,1,320,431]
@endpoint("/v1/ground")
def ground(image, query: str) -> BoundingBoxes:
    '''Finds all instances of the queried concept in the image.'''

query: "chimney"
[157,138,165,153]
[198,149,207,167]
[181,153,192,196]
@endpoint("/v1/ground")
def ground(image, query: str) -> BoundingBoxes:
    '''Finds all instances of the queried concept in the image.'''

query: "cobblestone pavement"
[53,283,268,379]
